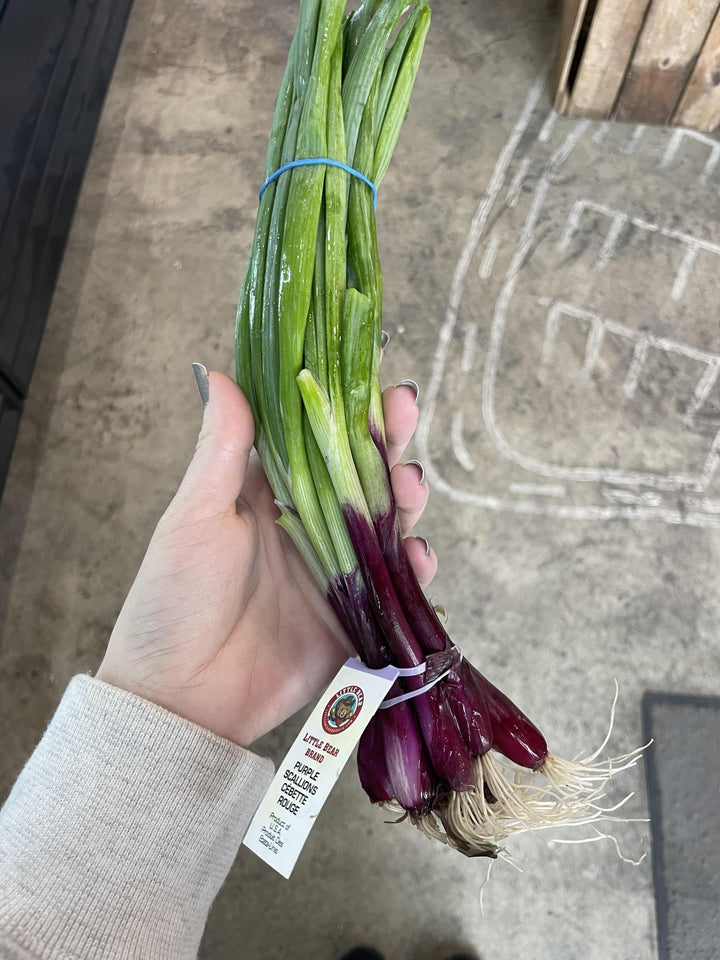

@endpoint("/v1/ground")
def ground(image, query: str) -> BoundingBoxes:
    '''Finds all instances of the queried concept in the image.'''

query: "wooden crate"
[556,0,720,131]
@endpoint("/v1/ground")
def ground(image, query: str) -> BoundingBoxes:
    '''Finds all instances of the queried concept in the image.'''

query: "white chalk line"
[623,340,648,400]
[461,323,479,374]
[670,242,698,302]
[546,300,720,368]
[416,71,547,488]
[660,129,684,167]
[559,200,720,260]
[451,409,476,472]
[624,126,646,155]
[699,430,720,489]
[602,489,663,507]
[581,317,605,378]
[684,361,719,425]
[538,110,558,143]
[685,496,720,514]
[509,482,566,497]
[505,155,531,208]
[479,231,501,281]
[661,127,720,183]
[600,318,719,367]
[425,469,720,527]
[540,299,720,482]
[596,212,628,270]
[592,122,610,145]
[541,304,561,367]
[557,199,720,299]
[702,147,720,183]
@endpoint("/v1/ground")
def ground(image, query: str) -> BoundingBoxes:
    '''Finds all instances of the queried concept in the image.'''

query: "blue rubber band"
[258,157,377,210]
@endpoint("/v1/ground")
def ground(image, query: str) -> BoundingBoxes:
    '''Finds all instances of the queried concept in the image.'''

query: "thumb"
[173,365,255,516]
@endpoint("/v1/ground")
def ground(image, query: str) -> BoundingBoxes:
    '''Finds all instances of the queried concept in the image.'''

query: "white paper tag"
[242,658,399,879]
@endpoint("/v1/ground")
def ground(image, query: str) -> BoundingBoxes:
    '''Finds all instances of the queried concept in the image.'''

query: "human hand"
[96,366,437,747]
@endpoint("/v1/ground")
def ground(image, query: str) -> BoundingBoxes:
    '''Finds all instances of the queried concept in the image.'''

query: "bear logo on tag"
[321,685,364,734]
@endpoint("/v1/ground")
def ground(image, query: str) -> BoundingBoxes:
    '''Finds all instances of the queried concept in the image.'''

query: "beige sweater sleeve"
[0,675,274,960]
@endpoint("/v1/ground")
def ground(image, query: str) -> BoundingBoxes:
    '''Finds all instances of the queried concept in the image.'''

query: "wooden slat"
[673,6,720,130]
[555,0,591,112]
[567,0,652,118]
[615,0,720,125]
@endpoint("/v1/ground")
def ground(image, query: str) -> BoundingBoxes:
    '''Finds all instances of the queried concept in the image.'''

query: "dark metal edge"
[640,690,720,960]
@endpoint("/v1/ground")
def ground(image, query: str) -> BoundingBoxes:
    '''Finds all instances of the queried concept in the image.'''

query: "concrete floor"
[2,0,720,957]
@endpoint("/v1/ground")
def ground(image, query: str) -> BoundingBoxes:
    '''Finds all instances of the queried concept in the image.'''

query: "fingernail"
[405,459,426,485]
[396,378,419,403]
[381,330,390,350]
[419,536,432,557]
[191,362,209,406]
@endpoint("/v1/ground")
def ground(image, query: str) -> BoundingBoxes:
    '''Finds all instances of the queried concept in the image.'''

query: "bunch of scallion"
[236,0,641,859]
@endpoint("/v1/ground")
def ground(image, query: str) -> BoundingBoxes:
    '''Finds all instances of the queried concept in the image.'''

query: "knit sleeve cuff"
[0,675,274,960]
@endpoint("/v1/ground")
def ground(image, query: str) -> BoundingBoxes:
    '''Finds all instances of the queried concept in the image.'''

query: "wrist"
[94,657,255,748]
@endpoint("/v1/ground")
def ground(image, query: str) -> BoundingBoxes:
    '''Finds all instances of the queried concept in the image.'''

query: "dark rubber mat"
[642,693,720,960]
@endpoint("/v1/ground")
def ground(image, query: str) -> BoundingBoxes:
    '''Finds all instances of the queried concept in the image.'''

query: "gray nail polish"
[381,330,390,350]
[405,459,426,485]
[191,362,209,406]
[396,378,419,403]
[419,536,431,557]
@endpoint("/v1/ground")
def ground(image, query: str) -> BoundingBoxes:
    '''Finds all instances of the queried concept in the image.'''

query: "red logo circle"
[321,685,364,735]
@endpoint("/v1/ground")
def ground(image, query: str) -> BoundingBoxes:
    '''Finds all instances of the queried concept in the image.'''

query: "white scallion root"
[379,686,649,861]
[413,685,649,862]
[411,741,645,859]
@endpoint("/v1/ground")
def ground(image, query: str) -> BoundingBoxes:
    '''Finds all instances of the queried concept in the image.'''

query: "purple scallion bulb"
[381,701,436,816]
[470,666,549,770]
[357,713,395,804]
[413,686,477,791]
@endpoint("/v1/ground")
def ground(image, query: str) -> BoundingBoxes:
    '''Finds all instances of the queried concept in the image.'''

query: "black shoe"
[337,949,386,960]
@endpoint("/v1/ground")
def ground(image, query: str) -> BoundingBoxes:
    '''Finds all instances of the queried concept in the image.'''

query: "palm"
[98,372,434,747]
[211,455,353,745]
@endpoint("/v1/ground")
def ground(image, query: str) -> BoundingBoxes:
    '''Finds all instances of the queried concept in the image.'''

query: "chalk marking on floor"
[545,301,720,418]
[623,339,649,399]
[660,129,684,167]
[541,302,563,366]
[685,496,720,514]
[479,231,501,280]
[509,483,566,497]
[684,360,719,426]
[582,317,606,377]
[624,125,646,155]
[505,156,531,208]
[418,475,720,528]
[558,199,720,301]
[451,410,476,472]
[416,71,547,487]
[461,323,479,374]
[602,489,663,507]
[538,110,558,143]
[596,212,628,269]
[416,88,720,526]
[661,128,720,183]
[671,241,699,302]
[484,201,720,491]
[699,430,720,489]
[592,122,610,145]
